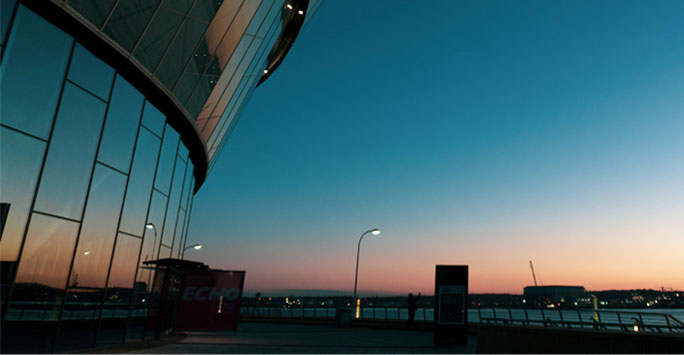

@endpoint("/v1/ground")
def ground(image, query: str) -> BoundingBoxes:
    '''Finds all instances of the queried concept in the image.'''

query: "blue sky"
[187,0,684,294]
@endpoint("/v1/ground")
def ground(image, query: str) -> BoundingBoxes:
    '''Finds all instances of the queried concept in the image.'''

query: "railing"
[3,302,148,321]
[475,308,684,334]
[240,306,684,335]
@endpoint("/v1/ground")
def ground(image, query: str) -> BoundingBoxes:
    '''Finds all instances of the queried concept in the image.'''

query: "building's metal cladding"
[0,0,321,351]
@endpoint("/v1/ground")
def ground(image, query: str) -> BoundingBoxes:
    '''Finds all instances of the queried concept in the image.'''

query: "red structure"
[143,259,245,333]
[175,268,246,331]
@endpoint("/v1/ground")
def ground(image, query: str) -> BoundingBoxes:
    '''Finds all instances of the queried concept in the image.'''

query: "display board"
[434,265,468,346]
[438,285,466,325]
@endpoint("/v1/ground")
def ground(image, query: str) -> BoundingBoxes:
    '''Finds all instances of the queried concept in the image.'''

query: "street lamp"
[353,228,381,303]
[184,243,202,251]
[182,243,202,260]
[144,223,157,290]
[144,223,157,261]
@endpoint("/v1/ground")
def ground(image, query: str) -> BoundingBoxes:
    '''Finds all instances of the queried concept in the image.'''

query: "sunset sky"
[186,0,684,295]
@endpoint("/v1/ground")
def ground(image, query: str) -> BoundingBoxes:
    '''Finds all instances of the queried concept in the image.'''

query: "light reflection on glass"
[0,5,72,139]
[34,83,107,220]
[13,213,79,290]
[0,127,46,262]
[68,164,126,290]
[97,75,145,173]
[119,128,160,236]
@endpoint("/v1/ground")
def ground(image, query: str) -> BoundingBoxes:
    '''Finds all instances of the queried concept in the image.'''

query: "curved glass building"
[0,0,321,351]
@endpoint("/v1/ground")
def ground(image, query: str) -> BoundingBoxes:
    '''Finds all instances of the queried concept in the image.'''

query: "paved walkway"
[128,322,477,353]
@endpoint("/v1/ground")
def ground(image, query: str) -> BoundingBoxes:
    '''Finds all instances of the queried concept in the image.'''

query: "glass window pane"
[207,65,261,149]
[12,213,79,296]
[190,0,220,22]
[56,164,126,352]
[137,225,157,292]
[178,144,189,163]
[4,213,77,352]
[213,0,261,70]
[66,0,117,28]
[67,44,115,100]
[125,289,149,341]
[172,207,186,258]
[102,0,161,52]
[107,234,141,289]
[179,161,194,210]
[34,83,107,220]
[180,197,194,259]
[156,17,210,88]
[204,36,262,131]
[164,0,194,14]
[208,82,257,163]
[244,0,276,36]
[97,75,145,172]
[0,128,46,263]
[154,125,179,194]
[99,234,140,346]
[184,43,215,75]
[133,7,184,72]
[161,157,185,246]
[140,101,165,137]
[172,71,202,104]
[119,129,161,236]
[205,1,242,55]
[0,5,72,139]
[195,35,252,125]
[184,75,214,117]
[1,0,18,46]
[68,164,127,291]
[143,190,167,261]
[55,297,99,351]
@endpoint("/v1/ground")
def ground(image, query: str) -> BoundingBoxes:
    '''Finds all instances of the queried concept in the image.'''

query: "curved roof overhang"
[258,0,309,86]
[20,0,310,193]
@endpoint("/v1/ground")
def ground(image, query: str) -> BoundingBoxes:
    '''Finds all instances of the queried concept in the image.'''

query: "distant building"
[523,286,585,306]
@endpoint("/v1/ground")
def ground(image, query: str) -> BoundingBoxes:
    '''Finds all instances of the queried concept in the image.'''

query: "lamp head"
[192,244,202,250]
[145,223,154,230]
[371,229,381,235]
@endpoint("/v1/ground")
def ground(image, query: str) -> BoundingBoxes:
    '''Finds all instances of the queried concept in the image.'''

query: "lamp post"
[144,223,157,291]
[183,243,202,251]
[353,229,381,303]
[144,223,157,261]
[182,243,202,259]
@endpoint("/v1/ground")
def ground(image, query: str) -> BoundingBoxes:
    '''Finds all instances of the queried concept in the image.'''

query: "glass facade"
[1,5,193,352]
[0,0,317,352]
[61,0,298,166]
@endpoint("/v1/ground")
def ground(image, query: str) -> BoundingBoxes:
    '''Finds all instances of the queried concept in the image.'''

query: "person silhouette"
[407,292,421,329]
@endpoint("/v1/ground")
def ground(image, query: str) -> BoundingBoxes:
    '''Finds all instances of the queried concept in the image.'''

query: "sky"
[186,0,684,295]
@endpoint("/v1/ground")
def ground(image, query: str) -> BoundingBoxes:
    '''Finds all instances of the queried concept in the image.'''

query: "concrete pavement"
[128,322,477,353]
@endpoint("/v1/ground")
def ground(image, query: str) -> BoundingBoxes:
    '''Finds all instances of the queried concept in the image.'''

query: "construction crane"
[529,260,538,287]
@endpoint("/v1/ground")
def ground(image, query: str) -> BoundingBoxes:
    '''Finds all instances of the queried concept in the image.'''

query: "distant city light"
[298,10,304,15]
[263,69,268,74]
[286,4,293,9]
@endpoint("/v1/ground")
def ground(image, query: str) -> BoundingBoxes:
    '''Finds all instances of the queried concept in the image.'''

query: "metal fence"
[4,302,148,321]
[240,306,684,335]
